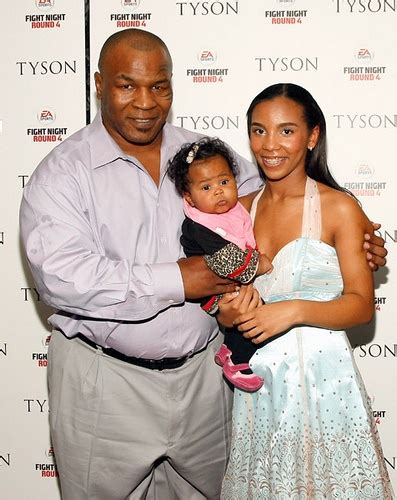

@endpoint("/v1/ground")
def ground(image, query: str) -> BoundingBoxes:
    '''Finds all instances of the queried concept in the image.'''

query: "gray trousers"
[48,330,233,500]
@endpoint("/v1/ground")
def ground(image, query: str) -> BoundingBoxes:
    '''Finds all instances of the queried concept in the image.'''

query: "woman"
[219,83,393,499]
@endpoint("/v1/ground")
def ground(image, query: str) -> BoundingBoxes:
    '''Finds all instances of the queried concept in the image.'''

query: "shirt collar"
[88,111,127,169]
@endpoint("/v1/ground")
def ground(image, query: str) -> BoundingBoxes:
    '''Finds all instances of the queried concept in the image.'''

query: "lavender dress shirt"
[20,112,262,358]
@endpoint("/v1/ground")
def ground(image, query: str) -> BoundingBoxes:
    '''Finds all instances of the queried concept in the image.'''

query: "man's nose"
[133,87,156,109]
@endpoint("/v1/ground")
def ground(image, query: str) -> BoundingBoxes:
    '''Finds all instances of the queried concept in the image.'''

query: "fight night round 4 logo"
[186,49,229,83]
[264,0,309,24]
[343,48,387,81]
[27,109,68,143]
[110,0,152,29]
[25,0,66,29]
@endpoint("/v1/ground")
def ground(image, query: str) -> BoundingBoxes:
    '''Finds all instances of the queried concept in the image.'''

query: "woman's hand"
[217,284,262,328]
[234,301,298,343]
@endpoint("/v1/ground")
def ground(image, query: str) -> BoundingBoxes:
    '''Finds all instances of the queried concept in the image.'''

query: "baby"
[168,137,272,391]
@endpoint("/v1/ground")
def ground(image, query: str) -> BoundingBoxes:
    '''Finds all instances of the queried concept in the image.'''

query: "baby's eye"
[220,179,229,186]
[201,185,211,191]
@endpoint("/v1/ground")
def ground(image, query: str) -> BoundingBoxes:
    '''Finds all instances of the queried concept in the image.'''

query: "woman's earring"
[308,146,313,151]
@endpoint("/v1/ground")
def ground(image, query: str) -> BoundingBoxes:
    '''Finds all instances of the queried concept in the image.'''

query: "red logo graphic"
[42,334,52,347]
[355,48,374,61]
[122,0,140,8]
[198,50,217,64]
[38,109,56,123]
[35,0,54,10]
[45,446,55,458]
[355,164,375,177]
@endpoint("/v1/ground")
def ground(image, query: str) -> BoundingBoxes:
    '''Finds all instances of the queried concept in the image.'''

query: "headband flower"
[186,144,200,164]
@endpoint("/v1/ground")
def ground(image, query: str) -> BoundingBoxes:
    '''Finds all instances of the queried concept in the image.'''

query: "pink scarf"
[183,199,256,250]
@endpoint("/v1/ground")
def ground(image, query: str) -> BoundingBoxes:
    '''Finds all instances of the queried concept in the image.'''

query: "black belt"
[75,333,195,370]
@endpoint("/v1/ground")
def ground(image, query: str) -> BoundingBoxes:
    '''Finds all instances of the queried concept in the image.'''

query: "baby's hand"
[257,253,273,276]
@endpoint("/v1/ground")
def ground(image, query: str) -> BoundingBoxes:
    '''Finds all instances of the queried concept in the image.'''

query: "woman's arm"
[235,193,374,343]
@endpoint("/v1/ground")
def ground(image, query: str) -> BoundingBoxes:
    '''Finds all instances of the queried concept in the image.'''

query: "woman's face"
[249,96,319,182]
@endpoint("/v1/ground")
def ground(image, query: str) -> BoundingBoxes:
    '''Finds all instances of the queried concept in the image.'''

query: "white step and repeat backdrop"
[0,1,396,498]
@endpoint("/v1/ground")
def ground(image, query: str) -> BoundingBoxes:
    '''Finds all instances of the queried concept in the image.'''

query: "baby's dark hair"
[167,137,239,195]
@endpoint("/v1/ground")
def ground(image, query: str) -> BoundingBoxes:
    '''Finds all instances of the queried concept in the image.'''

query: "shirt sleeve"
[20,178,185,322]
[204,243,259,284]
[182,220,259,283]
[180,218,230,257]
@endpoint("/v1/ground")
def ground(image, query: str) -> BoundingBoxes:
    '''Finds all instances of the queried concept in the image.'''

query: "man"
[20,29,387,500]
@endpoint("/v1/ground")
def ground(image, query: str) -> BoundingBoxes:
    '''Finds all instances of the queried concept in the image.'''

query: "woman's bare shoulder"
[317,182,371,228]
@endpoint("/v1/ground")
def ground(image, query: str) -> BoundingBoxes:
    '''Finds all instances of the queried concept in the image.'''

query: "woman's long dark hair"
[247,83,354,196]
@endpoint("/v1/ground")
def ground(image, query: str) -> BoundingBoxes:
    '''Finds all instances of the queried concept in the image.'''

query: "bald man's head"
[98,28,172,73]
[94,28,173,154]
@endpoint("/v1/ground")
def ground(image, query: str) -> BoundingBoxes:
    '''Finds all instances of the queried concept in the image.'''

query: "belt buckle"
[154,355,187,371]
[149,358,166,370]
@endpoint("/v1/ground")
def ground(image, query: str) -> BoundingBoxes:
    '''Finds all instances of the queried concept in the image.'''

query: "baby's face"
[184,155,239,214]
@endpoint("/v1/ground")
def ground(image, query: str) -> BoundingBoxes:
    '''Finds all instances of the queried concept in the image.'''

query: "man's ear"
[94,72,102,99]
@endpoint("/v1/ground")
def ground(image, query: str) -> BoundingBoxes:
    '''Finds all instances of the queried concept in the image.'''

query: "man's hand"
[177,256,237,300]
[364,223,387,271]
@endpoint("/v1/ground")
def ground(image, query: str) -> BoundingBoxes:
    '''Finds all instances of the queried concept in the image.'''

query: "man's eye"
[153,84,170,94]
